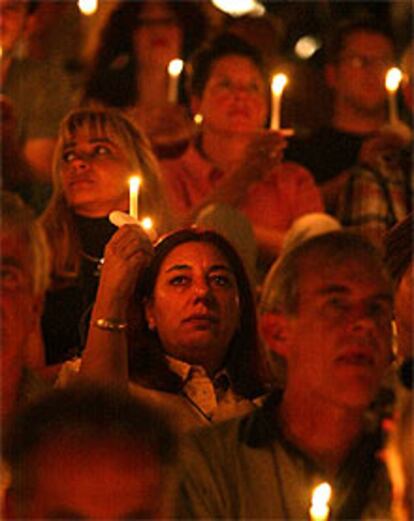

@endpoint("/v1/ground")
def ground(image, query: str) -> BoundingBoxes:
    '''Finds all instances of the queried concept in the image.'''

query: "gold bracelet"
[93,318,128,332]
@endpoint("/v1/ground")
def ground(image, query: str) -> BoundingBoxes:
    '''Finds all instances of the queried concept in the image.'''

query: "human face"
[284,255,393,411]
[0,0,28,56]
[133,1,182,68]
[59,127,132,217]
[328,31,394,114]
[0,229,40,421]
[14,437,166,519]
[193,54,268,134]
[394,262,413,360]
[145,241,240,375]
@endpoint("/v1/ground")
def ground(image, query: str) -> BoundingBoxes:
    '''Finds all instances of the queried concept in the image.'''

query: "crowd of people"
[1,1,412,520]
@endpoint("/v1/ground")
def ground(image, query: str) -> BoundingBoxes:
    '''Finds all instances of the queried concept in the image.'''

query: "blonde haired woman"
[41,106,172,365]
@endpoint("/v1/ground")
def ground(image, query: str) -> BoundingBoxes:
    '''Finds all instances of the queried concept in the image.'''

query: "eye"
[216,78,232,89]
[62,150,76,163]
[368,301,392,320]
[209,273,234,288]
[326,297,349,311]
[169,275,191,286]
[1,266,24,290]
[93,144,112,157]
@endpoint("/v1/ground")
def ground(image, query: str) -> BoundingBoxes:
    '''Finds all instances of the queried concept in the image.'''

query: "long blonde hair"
[41,107,172,283]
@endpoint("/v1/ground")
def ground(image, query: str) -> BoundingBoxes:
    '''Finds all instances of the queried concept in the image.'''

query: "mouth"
[336,350,375,367]
[68,177,94,188]
[183,314,218,328]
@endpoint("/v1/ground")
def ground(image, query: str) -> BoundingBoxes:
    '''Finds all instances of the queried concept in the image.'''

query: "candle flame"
[141,217,153,230]
[78,0,98,16]
[168,59,184,77]
[271,73,288,95]
[386,67,403,92]
[310,482,332,521]
[129,176,141,191]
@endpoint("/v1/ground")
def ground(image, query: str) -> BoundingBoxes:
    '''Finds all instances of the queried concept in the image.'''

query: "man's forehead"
[298,254,391,293]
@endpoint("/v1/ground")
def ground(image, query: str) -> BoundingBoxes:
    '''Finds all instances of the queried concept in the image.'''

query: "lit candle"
[129,176,141,220]
[385,67,403,125]
[309,482,332,521]
[141,216,157,242]
[77,0,98,16]
[270,73,288,130]
[167,59,184,104]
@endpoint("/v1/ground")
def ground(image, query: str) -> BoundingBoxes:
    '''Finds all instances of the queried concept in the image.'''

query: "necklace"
[80,251,104,276]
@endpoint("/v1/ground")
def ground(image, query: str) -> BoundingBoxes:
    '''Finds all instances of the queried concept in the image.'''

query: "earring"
[193,113,203,125]
[148,321,156,332]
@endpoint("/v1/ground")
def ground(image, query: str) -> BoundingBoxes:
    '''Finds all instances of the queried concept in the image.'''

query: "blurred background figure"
[336,41,412,250]
[0,0,75,183]
[161,34,323,278]
[82,0,208,158]
[40,107,172,366]
[286,17,396,213]
[0,191,50,426]
[79,228,273,432]
[2,384,177,519]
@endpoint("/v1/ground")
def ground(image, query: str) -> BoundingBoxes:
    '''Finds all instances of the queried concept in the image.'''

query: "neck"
[333,101,387,134]
[279,389,365,475]
[137,64,168,106]
[74,214,117,258]
[200,129,249,173]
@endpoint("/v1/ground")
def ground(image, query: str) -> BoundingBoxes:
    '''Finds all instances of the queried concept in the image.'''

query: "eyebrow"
[62,137,112,150]
[165,264,233,273]
[316,285,392,302]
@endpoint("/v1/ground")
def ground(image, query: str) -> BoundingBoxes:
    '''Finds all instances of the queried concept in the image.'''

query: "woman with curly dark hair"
[83,1,209,157]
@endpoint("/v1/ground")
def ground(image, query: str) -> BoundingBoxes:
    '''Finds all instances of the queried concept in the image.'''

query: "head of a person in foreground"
[2,383,177,519]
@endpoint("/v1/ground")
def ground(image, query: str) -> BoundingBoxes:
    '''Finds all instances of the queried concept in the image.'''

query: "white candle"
[270,73,288,130]
[129,176,141,220]
[309,482,332,521]
[385,67,403,125]
[78,0,98,16]
[167,59,184,104]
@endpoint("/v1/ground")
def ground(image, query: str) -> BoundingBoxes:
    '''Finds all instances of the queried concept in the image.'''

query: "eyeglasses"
[338,54,394,70]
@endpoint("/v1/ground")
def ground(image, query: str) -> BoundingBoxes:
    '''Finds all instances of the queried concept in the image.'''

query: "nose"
[70,154,90,173]
[348,306,377,336]
[192,278,214,303]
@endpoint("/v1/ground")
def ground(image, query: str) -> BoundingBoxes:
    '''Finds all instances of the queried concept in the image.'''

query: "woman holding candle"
[40,107,172,365]
[161,34,323,275]
[82,0,208,157]
[79,227,273,431]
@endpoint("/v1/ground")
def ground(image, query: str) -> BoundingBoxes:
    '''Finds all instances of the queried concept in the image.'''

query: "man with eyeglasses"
[286,17,396,214]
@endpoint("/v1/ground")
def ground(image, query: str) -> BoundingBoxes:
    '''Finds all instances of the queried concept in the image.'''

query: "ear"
[324,64,337,89]
[190,95,201,117]
[144,298,156,331]
[259,311,291,357]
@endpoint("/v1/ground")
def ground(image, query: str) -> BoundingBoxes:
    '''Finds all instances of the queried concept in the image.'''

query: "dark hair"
[325,16,395,64]
[189,32,269,98]
[3,383,177,500]
[128,227,270,398]
[83,1,207,107]
[384,213,413,286]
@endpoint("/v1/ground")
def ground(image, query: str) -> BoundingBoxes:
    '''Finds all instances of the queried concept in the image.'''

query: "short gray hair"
[1,191,50,296]
[261,231,391,315]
